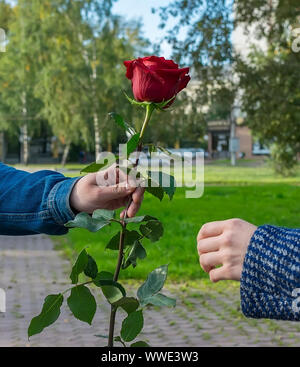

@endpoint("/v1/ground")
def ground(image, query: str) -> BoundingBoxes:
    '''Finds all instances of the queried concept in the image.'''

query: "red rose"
[124,56,191,106]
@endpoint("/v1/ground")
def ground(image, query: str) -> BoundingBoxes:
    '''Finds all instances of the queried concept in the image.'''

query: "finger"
[107,197,129,210]
[197,236,222,255]
[129,187,145,216]
[132,186,145,205]
[209,266,230,283]
[199,251,222,273]
[99,182,135,200]
[197,221,227,241]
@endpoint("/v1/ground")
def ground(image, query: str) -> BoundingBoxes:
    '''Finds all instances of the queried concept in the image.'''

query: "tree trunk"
[230,111,236,167]
[92,46,102,161]
[22,124,29,165]
[78,35,102,161]
[61,143,70,167]
[21,92,29,165]
[94,112,101,160]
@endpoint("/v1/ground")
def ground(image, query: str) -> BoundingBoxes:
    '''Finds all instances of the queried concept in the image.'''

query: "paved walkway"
[1,235,300,347]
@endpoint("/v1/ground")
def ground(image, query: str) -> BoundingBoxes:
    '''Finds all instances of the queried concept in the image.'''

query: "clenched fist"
[70,164,144,218]
[197,219,257,282]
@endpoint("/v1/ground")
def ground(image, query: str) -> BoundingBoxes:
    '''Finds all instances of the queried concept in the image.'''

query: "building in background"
[207,119,269,159]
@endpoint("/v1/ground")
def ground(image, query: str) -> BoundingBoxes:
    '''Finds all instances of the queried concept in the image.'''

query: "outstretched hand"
[197,219,257,282]
[70,164,144,218]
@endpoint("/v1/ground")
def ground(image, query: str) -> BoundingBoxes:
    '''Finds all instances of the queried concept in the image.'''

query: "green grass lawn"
[57,183,300,281]
[14,159,300,184]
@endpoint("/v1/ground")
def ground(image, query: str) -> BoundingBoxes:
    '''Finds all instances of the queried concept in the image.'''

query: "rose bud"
[124,56,191,107]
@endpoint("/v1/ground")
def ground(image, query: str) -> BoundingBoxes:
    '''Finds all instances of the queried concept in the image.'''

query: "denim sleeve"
[240,225,300,320]
[0,163,80,236]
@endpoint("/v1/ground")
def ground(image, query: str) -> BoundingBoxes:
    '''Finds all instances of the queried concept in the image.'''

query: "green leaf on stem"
[123,92,175,111]
[70,248,89,284]
[109,112,136,136]
[114,336,127,347]
[114,297,139,314]
[84,255,98,279]
[93,274,126,304]
[93,271,113,282]
[65,212,110,233]
[145,179,164,201]
[102,282,126,304]
[127,133,140,157]
[105,232,121,250]
[140,220,164,242]
[123,91,151,107]
[124,215,157,224]
[122,241,147,269]
[137,265,168,303]
[148,171,176,200]
[153,96,176,110]
[131,341,151,347]
[28,294,63,338]
[92,209,115,221]
[67,285,96,325]
[105,230,141,251]
[121,310,144,342]
[140,293,176,308]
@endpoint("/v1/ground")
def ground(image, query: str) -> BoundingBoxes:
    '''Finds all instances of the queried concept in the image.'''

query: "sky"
[112,0,175,58]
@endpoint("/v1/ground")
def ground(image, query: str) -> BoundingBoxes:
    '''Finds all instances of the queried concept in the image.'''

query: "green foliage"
[101,282,126,304]
[84,255,99,279]
[109,112,136,136]
[28,294,64,338]
[140,220,164,243]
[155,0,300,172]
[124,215,157,224]
[143,293,176,308]
[114,297,139,314]
[121,310,144,342]
[65,211,113,232]
[127,133,140,157]
[131,341,150,347]
[70,248,89,284]
[145,180,165,201]
[122,241,147,269]
[148,171,176,200]
[270,143,298,177]
[106,230,141,250]
[67,285,96,325]
[137,265,170,307]
[28,98,177,348]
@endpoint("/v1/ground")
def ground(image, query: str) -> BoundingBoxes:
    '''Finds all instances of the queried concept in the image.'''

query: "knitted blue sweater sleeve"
[240,225,300,320]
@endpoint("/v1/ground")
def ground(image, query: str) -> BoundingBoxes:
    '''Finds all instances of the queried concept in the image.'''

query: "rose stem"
[107,104,155,348]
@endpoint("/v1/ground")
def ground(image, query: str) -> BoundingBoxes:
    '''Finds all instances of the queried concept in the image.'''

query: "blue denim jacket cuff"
[47,177,81,225]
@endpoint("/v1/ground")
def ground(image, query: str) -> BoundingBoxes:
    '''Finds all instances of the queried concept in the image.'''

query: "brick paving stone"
[1,235,300,347]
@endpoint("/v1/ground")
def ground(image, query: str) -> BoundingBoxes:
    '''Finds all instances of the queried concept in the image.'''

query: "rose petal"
[131,60,165,102]
[142,56,178,70]
[124,60,134,79]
